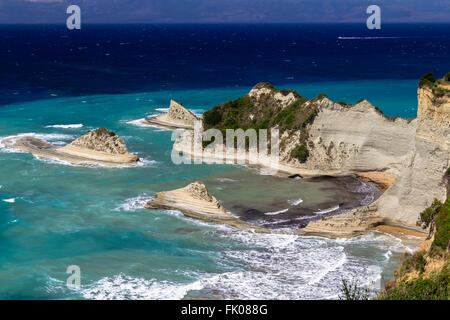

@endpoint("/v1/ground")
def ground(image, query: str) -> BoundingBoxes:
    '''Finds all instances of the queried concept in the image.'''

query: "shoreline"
[224,174,383,231]
[374,224,427,239]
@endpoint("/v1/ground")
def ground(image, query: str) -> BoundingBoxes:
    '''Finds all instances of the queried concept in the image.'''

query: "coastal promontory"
[173,73,450,237]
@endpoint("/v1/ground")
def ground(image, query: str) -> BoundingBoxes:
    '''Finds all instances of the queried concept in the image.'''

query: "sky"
[0,0,449,24]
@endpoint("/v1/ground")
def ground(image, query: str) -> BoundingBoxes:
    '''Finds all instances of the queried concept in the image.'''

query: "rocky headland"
[172,73,450,237]
[145,99,200,130]
[2,127,139,166]
[145,181,269,233]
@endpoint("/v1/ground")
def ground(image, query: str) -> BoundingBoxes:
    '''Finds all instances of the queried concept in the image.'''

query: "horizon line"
[1,21,450,25]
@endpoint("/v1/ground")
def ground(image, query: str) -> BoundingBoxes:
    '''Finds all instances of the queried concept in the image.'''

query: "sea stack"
[145,99,199,130]
[145,181,269,232]
[3,128,139,166]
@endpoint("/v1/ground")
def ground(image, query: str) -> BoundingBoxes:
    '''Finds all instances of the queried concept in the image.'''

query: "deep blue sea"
[0,24,448,299]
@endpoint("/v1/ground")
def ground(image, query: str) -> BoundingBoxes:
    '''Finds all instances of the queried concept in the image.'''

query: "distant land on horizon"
[0,0,448,24]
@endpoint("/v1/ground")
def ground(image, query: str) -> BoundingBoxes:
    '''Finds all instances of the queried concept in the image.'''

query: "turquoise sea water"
[0,80,421,299]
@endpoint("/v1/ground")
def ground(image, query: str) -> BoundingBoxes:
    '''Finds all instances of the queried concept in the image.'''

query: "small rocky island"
[145,181,268,233]
[2,127,139,166]
[145,99,200,130]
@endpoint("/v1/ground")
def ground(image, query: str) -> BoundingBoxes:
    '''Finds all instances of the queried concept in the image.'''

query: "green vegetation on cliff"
[417,197,450,256]
[433,198,450,255]
[202,85,315,133]
[202,83,321,162]
[378,197,450,300]
[379,263,449,300]
[419,72,436,87]
[445,72,450,82]
[420,71,450,93]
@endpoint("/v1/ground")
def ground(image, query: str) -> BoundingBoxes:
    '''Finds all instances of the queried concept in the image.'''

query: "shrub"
[203,108,222,126]
[432,197,450,254]
[417,198,442,229]
[419,72,436,87]
[338,278,370,300]
[292,144,309,163]
[415,252,427,274]
[445,72,450,82]
[316,93,327,99]
[302,110,318,128]
[416,197,450,256]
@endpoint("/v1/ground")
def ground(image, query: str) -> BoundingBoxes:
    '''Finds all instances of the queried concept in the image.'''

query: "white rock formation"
[146,99,199,129]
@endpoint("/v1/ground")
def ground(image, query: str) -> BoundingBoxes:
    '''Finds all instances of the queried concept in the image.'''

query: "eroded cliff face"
[258,82,449,229]
[175,79,449,231]
[375,84,450,227]
[299,99,416,176]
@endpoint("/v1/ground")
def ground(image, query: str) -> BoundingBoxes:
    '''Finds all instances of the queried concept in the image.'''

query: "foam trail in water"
[338,36,402,40]
[264,208,289,216]
[126,117,170,131]
[314,205,339,215]
[288,198,303,206]
[45,124,83,129]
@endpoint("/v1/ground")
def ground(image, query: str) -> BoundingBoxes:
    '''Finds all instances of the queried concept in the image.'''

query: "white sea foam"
[216,178,238,182]
[0,132,74,153]
[81,274,204,300]
[75,229,414,300]
[126,118,170,131]
[203,231,351,299]
[155,108,169,112]
[314,205,340,215]
[114,194,154,212]
[264,208,289,216]
[126,118,151,127]
[3,198,15,203]
[45,124,83,129]
[338,36,401,40]
[288,198,303,206]
[32,154,157,169]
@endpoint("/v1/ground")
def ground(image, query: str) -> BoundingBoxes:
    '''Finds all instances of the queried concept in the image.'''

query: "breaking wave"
[114,194,154,212]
